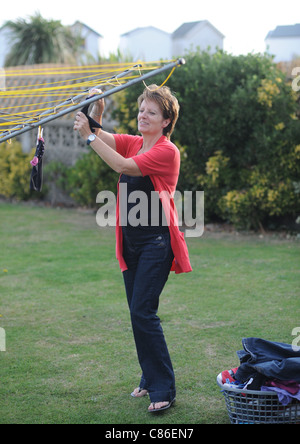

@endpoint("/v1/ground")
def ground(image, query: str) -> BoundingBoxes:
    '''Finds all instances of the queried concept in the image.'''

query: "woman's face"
[138,99,170,137]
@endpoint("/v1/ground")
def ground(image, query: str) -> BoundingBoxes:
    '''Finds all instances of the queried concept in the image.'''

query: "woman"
[74,85,192,413]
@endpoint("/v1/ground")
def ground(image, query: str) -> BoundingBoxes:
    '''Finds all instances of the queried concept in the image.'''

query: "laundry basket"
[217,380,300,424]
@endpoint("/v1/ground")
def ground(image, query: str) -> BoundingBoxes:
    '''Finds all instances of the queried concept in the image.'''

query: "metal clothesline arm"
[0,58,185,144]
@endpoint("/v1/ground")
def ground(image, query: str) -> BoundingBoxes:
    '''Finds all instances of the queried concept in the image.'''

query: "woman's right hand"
[90,88,105,116]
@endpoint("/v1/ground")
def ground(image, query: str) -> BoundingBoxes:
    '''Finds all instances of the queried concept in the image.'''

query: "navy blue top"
[119,174,169,233]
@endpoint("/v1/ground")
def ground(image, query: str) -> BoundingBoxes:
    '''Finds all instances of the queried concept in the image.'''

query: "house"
[119,21,224,62]
[71,21,104,62]
[0,21,103,68]
[0,27,11,67]
[265,24,300,62]
[172,21,224,56]
[120,26,172,61]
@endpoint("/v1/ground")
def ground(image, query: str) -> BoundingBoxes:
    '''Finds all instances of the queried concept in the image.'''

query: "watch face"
[87,134,96,145]
[88,135,96,144]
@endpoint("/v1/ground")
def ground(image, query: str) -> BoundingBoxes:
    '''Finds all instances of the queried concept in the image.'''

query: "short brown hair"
[137,85,180,139]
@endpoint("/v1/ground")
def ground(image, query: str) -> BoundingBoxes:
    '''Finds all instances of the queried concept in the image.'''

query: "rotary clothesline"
[0,59,184,143]
[0,64,141,127]
[0,62,153,128]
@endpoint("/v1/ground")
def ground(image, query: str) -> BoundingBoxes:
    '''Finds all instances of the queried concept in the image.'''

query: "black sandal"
[148,399,175,413]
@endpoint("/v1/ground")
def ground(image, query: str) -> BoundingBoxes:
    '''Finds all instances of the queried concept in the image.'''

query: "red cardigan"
[113,134,192,274]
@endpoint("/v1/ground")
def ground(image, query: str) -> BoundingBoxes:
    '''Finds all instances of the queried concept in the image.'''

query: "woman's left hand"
[73,112,90,139]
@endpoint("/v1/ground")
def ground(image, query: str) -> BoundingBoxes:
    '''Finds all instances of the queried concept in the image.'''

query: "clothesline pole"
[0,59,185,144]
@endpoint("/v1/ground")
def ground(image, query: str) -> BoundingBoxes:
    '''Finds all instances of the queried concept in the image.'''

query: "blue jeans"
[122,229,176,403]
[235,338,300,383]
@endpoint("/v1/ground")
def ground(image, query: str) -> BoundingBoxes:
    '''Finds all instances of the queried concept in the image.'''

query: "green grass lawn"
[0,202,299,424]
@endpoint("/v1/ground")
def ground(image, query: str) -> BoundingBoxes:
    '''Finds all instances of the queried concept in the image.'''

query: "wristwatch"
[87,134,97,145]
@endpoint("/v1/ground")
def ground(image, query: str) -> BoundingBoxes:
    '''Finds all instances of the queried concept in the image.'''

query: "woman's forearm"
[74,110,141,176]
[90,136,125,173]
[90,107,103,137]
[90,106,117,150]
[89,136,141,176]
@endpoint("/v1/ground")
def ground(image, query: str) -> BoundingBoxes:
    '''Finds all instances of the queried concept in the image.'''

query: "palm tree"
[2,12,84,66]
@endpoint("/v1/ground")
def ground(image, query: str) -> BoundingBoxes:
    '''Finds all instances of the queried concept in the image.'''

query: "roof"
[121,21,225,40]
[172,20,225,39]
[121,26,169,38]
[172,21,203,39]
[71,21,103,38]
[266,24,300,39]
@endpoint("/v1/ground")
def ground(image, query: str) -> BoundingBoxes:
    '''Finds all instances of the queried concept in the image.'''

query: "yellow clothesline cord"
[0,61,168,78]
[1,68,147,91]
[0,74,138,97]
[0,60,177,134]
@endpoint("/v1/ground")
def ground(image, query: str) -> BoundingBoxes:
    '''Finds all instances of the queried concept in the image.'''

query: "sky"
[0,0,299,57]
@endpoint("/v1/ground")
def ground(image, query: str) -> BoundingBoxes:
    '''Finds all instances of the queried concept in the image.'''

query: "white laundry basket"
[217,380,300,424]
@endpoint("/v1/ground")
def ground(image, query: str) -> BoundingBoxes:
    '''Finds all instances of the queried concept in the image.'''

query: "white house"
[0,27,11,67]
[119,21,224,62]
[265,24,300,62]
[172,21,224,56]
[119,26,172,61]
[0,21,103,67]
[71,21,103,62]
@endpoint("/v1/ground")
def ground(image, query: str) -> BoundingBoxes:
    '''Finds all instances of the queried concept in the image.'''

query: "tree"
[2,12,84,66]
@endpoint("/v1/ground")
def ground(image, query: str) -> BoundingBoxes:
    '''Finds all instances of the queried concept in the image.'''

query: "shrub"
[65,150,118,207]
[0,141,36,200]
